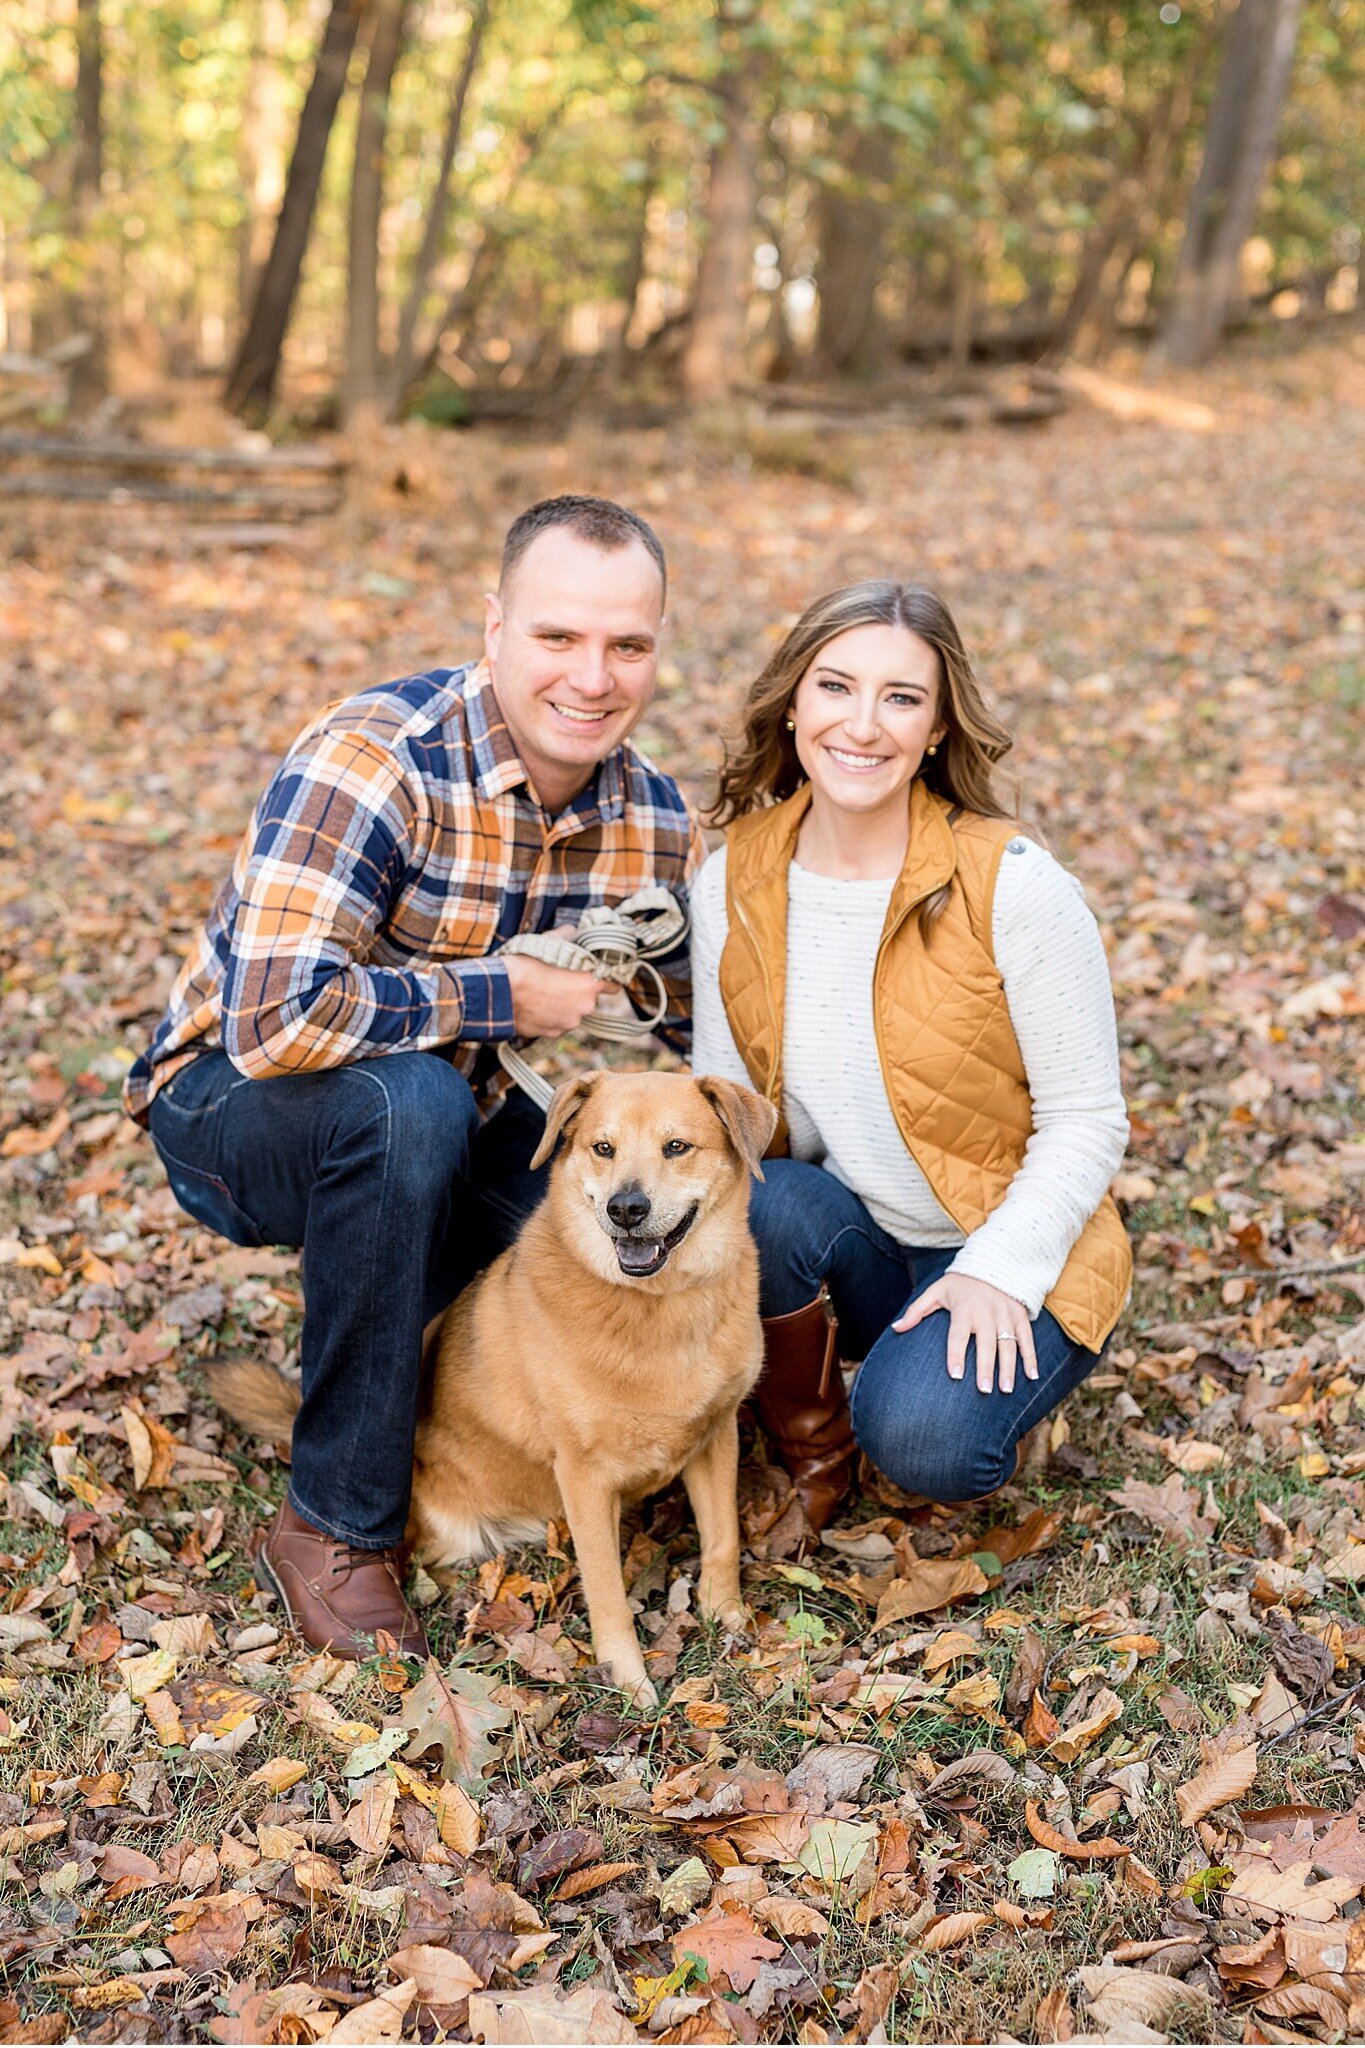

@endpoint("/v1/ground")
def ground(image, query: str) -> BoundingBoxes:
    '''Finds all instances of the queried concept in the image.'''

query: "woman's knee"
[850,1333,1017,1504]
[748,1160,867,1314]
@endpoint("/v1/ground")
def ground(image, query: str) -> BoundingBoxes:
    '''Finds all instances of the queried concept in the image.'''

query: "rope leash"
[496,888,688,1112]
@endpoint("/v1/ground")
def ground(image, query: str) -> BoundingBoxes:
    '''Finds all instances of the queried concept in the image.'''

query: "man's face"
[484,527,664,808]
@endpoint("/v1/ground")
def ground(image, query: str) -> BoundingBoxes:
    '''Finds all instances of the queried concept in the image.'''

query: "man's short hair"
[500,495,667,601]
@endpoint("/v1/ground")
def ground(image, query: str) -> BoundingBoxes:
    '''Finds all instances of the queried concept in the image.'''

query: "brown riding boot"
[755,1293,856,1536]
[252,1500,429,1662]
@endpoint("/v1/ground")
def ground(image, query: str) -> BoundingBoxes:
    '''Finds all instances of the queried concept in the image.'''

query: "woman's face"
[789,623,946,819]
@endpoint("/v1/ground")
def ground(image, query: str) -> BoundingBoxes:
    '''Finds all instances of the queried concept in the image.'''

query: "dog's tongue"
[616,1238,665,1276]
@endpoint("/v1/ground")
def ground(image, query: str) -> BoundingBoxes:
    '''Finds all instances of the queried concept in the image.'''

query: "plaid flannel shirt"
[124,662,705,1122]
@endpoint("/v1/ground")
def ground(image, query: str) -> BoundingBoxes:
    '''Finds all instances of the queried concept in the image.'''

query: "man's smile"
[549,700,615,727]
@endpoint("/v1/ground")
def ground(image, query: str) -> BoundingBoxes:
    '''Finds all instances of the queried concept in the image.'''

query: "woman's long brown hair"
[708,580,1013,828]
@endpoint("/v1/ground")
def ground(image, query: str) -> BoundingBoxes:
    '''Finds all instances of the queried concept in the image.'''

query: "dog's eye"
[591,1140,615,1158]
[662,1139,692,1158]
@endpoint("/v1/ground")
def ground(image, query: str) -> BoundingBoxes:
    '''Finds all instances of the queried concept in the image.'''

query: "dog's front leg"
[683,1412,751,1634]
[554,1457,657,1710]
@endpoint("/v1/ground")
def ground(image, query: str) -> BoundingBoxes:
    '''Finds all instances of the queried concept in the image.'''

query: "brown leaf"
[385,1943,482,2005]
[346,1774,397,1858]
[873,1558,988,1628]
[517,1827,603,1890]
[919,1910,991,1952]
[1044,1685,1124,1764]
[330,1981,418,2044]
[553,1859,639,1900]
[1077,1966,1212,2037]
[165,1901,250,1972]
[714,1811,811,1864]
[73,1615,124,1665]
[977,1506,1063,1567]
[1024,1689,1061,1748]
[672,1904,784,1992]
[434,1781,482,1855]
[1225,1856,1361,1922]
[399,1660,511,1792]
[753,1896,831,1941]
[467,1985,637,2044]
[1175,1742,1259,1827]
[1025,1801,1130,1861]
[1004,1627,1047,1717]
[121,1401,177,1490]
[1107,1473,1216,1550]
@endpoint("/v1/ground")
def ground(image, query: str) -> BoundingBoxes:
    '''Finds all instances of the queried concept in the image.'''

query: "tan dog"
[215,1069,776,1705]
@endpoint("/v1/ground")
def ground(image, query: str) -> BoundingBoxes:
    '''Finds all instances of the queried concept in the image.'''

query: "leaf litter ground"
[1,340,1364,2044]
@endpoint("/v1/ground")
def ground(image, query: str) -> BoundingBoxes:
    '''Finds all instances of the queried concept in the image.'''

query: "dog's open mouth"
[612,1204,698,1277]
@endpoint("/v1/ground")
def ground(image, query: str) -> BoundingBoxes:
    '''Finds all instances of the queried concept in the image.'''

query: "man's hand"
[504,954,608,1038]
[893,1273,1038,1394]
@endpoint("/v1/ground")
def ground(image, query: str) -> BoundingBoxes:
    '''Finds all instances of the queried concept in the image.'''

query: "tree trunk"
[344,0,410,427]
[66,0,107,416]
[396,104,564,410]
[238,0,291,327]
[815,126,894,378]
[224,0,364,419]
[611,126,659,368]
[386,0,491,414]
[1154,0,1304,367]
[680,47,762,404]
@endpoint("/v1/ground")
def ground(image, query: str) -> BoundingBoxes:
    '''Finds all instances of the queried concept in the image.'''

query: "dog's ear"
[696,1076,779,1181]
[529,1073,601,1170]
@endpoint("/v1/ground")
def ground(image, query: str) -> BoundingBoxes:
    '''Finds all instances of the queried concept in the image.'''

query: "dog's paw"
[614,1666,659,1712]
[706,1600,755,1637]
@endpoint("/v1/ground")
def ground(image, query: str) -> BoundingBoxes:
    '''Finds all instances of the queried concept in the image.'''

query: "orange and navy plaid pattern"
[125,662,705,1121]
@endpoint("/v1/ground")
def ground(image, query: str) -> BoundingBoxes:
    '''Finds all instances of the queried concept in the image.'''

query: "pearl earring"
[784,716,795,731]
[926,743,938,756]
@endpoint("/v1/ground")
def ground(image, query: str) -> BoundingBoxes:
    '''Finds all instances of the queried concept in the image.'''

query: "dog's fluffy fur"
[212,1069,777,1702]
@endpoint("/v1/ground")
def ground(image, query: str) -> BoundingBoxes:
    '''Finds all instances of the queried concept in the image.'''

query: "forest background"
[1,0,1363,424]
[2,2,1365,2046]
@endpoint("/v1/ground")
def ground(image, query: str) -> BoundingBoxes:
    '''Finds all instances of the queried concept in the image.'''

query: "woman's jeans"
[147,1049,547,1550]
[749,1159,1101,1504]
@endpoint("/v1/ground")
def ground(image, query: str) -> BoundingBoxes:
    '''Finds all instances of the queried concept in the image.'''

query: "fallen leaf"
[874,1558,988,1627]
[1175,1742,1259,1827]
[672,1905,783,1992]
[330,1980,417,2044]
[384,1943,482,2004]
[467,1985,637,2043]
[400,1661,511,1792]
[919,1910,991,1952]
[1025,1802,1130,1861]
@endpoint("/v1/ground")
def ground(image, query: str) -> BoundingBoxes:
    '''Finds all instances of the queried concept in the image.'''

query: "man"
[125,495,703,1660]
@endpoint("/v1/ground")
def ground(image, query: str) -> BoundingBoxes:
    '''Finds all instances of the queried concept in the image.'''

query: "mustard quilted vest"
[717,777,1132,1353]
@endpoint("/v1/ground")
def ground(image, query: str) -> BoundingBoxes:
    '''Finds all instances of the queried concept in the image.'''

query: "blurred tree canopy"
[1,0,1361,423]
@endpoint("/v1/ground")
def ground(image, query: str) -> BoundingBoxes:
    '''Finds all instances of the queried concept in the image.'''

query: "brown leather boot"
[754,1293,856,1536]
[252,1500,429,1661]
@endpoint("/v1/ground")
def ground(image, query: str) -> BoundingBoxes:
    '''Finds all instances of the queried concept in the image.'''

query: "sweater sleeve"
[946,838,1129,1322]
[688,847,757,1089]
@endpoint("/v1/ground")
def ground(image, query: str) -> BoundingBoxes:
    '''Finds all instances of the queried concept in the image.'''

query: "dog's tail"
[208,1358,301,1444]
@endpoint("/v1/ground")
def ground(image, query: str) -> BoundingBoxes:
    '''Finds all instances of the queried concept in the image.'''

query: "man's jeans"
[147,1050,547,1549]
[749,1159,1101,1504]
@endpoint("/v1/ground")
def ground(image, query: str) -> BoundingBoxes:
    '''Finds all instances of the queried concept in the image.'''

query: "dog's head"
[530,1070,778,1286]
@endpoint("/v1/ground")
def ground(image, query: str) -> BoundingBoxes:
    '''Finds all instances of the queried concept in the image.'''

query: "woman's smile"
[824,743,891,773]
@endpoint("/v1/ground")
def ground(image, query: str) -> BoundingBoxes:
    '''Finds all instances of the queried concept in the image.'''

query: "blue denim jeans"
[147,1050,548,1548]
[749,1158,1101,1504]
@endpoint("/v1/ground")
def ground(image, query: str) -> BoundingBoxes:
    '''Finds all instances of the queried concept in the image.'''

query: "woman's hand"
[893,1273,1038,1394]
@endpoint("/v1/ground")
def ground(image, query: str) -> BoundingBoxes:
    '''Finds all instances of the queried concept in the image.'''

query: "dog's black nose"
[607,1182,651,1230]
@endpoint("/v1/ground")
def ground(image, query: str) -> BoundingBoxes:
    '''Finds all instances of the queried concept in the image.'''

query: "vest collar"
[734,775,960,925]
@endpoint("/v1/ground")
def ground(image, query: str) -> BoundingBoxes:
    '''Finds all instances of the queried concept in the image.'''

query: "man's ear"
[696,1076,779,1181]
[529,1073,601,1170]
[484,590,503,668]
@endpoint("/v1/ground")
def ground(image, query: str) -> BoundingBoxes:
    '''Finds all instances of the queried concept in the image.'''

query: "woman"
[690,582,1131,1532]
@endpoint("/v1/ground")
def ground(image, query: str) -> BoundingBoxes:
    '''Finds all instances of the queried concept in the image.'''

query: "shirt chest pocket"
[381,858,504,964]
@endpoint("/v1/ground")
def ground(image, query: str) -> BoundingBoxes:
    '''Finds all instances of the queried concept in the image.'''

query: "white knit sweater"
[689,835,1129,1319]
